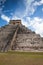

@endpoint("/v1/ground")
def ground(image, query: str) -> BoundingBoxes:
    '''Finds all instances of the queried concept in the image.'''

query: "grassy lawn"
[0,51,43,65]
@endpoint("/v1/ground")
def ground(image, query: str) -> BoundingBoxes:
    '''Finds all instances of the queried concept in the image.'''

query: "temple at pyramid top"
[9,20,21,25]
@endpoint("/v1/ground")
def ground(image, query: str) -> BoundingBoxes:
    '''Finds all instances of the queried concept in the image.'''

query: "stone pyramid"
[0,20,43,52]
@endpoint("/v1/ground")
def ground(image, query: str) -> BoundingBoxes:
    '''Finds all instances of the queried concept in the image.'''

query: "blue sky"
[0,0,43,37]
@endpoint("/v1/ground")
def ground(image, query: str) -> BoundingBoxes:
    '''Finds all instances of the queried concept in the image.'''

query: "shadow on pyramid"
[0,20,43,52]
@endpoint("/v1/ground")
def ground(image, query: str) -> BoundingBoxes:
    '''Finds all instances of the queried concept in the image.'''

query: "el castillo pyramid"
[0,20,43,52]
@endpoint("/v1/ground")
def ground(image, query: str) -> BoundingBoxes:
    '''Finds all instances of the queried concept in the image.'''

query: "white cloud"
[11,16,21,20]
[24,0,43,17]
[31,17,43,37]
[1,14,10,22]
[12,0,35,18]
[24,0,35,16]
[25,17,43,37]
[22,18,29,27]
[33,0,43,6]
[10,0,37,19]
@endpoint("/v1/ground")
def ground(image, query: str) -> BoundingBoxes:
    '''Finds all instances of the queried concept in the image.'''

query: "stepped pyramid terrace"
[0,20,43,52]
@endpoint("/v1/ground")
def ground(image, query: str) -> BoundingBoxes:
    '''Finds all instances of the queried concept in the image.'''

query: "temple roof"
[9,20,21,25]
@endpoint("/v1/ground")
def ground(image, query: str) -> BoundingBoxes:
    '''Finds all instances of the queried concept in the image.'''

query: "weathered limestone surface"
[15,25,43,51]
[0,24,18,52]
[16,34,43,51]
[0,20,43,52]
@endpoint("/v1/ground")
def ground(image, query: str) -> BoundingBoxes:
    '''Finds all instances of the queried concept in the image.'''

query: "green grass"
[0,51,43,65]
